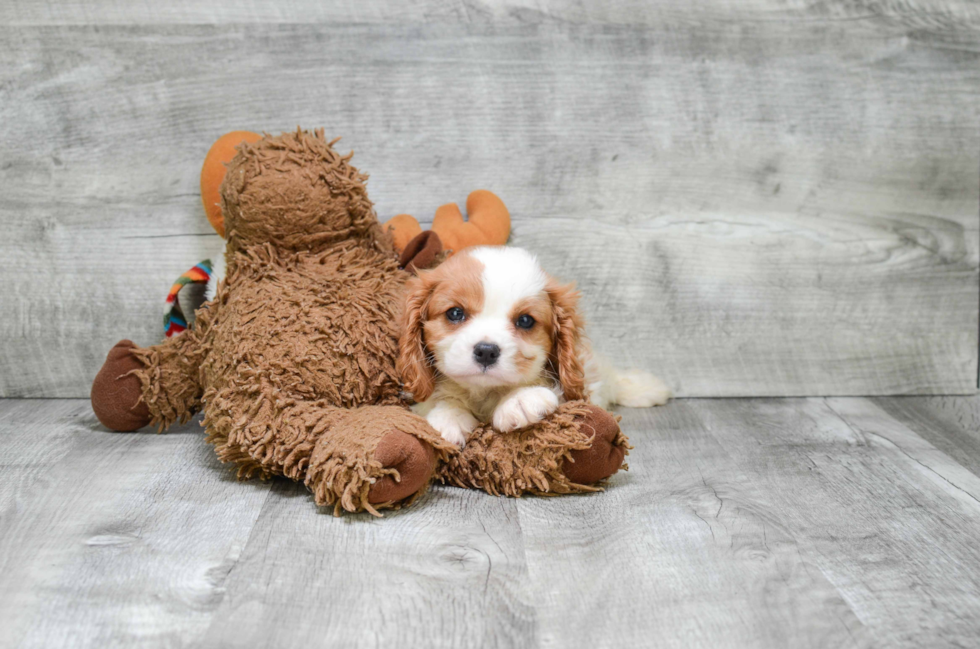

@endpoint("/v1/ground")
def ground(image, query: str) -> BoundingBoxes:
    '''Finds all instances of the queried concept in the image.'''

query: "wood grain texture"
[200,484,535,648]
[1,1,977,397]
[814,398,980,646]
[513,397,980,648]
[516,401,868,649]
[4,0,980,28]
[0,403,271,648]
[871,395,980,478]
[5,396,980,647]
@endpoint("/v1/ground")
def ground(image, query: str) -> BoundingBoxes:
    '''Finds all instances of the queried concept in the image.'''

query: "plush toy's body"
[91,129,629,515]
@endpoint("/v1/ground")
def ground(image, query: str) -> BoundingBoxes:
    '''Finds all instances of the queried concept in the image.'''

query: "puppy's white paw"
[492,386,560,433]
[426,403,479,448]
[616,370,672,407]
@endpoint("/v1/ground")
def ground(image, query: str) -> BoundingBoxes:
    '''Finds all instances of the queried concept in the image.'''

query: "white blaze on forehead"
[468,246,547,316]
[433,246,549,390]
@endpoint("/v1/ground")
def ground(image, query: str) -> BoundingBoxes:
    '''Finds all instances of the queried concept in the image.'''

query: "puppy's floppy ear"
[397,272,436,402]
[547,279,587,401]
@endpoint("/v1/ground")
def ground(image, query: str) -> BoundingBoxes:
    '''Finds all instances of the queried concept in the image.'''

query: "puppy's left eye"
[515,314,535,330]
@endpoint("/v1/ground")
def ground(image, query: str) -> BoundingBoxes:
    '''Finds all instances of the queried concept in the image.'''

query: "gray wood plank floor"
[3,396,980,648]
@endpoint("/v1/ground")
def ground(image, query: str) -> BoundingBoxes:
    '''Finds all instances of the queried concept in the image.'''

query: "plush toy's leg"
[129,331,207,430]
[437,401,630,497]
[562,405,628,485]
[91,331,206,432]
[202,395,456,516]
[91,340,152,431]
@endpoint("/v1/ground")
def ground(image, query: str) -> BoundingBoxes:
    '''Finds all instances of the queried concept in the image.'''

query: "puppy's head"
[398,246,586,402]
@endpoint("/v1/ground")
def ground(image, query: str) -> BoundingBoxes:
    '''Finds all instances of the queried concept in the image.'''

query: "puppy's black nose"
[473,342,501,368]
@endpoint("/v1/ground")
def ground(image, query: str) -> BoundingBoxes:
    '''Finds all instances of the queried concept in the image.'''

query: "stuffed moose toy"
[91,128,629,515]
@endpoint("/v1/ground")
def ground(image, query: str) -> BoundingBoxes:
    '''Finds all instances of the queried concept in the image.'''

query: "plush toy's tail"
[161,254,227,339]
[163,260,213,337]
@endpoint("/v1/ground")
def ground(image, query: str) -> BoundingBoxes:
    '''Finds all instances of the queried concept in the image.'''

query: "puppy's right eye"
[446,307,466,323]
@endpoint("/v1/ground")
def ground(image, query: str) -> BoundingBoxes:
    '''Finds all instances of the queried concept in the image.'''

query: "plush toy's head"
[220,128,388,252]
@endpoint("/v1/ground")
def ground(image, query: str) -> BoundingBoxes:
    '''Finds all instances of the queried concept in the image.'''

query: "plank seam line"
[823,398,980,509]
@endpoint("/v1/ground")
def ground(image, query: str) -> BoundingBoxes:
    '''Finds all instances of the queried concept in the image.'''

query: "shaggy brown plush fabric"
[132,129,455,514]
[439,401,630,496]
[90,128,630,514]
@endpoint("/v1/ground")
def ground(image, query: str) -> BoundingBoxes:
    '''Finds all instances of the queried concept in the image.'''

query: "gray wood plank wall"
[1,1,977,398]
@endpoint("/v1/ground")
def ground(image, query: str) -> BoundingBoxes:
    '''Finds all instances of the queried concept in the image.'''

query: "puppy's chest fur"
[424,377,552,422]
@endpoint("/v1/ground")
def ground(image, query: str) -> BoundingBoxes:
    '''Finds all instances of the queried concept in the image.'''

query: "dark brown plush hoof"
[399,231,442,274]
[91,340,151,432]
[368,430,437,504]
[562,405,626,484]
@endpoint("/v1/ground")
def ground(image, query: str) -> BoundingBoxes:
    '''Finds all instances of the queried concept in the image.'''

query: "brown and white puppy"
[398,246,671,447]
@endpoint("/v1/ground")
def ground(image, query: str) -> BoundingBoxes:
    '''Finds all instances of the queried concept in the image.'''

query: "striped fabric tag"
[163,260,213,338]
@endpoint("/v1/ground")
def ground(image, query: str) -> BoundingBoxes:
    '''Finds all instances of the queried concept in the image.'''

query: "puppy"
[397,246,671,447]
